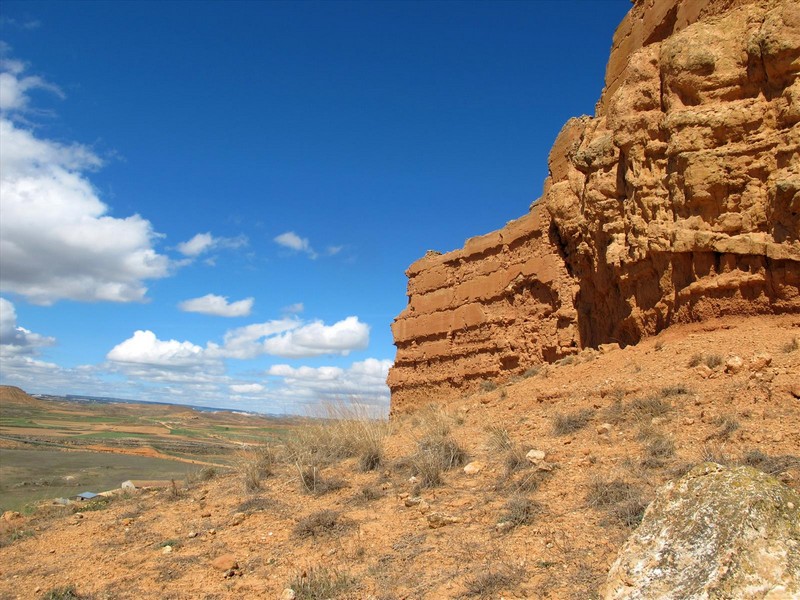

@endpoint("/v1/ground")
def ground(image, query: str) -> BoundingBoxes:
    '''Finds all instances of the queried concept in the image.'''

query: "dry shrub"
[40,587,85,600]
[293,510,350,539]
[552,408,594,435]
[289,566,356,599]
[783,337,799,353]
[287,402,390,472]
[463,565,524,598]
[297,465,347,495]
[740,449,800,475]
[499,496,541,528]
[586,477,647,527]
[705,415,740,441]
[660,384,689,397]
[236,445,276,493]
[485,423,526,474]
[407,405,468,488]
[643,434,675,463]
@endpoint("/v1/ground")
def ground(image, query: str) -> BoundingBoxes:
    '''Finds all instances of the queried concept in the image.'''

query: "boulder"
[603,463,800,599]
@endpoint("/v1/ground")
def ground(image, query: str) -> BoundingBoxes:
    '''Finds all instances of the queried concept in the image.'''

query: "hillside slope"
[1,315,797,599]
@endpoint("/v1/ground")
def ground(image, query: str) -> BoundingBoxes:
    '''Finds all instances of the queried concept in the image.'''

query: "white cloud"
[0,59,171,305]
[283,302,304,314]
[267,358,392,408]
[0,297,55,357]
[230,383,264,393]
[217,318,301,359]
[176,232,247,258]
[179,294,254,317]
[107,330,210,368]
[274,231,317,259]
[262,316,369,358]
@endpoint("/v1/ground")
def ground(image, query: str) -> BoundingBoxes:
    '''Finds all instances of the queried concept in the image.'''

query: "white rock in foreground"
[603,463,800,599]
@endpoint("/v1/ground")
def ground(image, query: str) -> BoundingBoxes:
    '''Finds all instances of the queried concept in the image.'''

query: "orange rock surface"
[389,0,800,413]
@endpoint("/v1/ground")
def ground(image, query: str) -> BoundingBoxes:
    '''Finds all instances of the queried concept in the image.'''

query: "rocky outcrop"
[389,0,800,413]
[603,463,800,599]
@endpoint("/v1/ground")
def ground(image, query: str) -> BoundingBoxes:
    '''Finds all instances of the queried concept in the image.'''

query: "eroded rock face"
[603,463,800,599]
[389,0,800,414]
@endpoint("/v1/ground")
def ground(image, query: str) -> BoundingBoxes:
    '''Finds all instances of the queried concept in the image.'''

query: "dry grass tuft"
[287,402,391,471]
[405,405,468,489]
[289,565,356,599]
[293,509,350,539]
[552,408,594,435]
[499,496,541,528]
[297,465,347,495]
[462,565,524,598]
[586,477,647,527]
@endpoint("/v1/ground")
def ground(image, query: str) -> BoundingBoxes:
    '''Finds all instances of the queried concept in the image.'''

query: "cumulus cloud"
[178,294,254,317]
[262,316,369,358]
[274,231,317,259]
[107,330,211,368]
[0,57,171,305]
[0,297,55,357]
[177,232,247,258]
[230,383,264,393]
[216,318,301,359]
[267,358,392,409]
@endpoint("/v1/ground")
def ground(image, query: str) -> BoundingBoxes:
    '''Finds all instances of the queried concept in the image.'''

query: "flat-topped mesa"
[389,0,800,415]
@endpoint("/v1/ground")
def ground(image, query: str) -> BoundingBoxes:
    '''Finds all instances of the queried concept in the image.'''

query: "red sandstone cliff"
[389,0,800,413]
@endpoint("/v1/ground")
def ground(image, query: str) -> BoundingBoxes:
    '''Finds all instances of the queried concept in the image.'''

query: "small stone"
[121,517,134,526]
[418,500,431,513]
[211,553,238,571]
[280,589,297,600]
[773,432,784,443]
[208,528,216,535]
[427,512,460,528]
[725,355,744,374]
[188,532,198,539]
[463,461,484,475]
[597,423,613,435]
[201,512,211,518]
[162,545,173,554]
[791,383,800,399]
[750,353,772,371]
[2,511,21,522]
[409,476,419,484]
[683,418,695,426]
[496,521,515,533]
[599,343,620,354]
[526,449,546,464]
[536,461,554,472]
[230,512,246,526]
[695,365,713,379]
[404,496,422,507]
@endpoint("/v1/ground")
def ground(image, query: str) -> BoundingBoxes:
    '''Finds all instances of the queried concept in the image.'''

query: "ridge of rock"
[389,0,799,414]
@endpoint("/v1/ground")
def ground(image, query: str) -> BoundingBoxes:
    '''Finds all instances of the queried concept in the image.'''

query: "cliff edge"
[389,0,800,413]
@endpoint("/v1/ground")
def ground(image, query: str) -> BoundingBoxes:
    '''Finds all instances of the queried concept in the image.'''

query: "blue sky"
[0,0,629,415]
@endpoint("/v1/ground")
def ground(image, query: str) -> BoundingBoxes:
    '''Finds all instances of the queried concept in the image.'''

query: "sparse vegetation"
[706,415,740,440]
[480,380,498,392]
[289,566,356,600]
[499,496,541,528]
[40,586,85,600]
[642,434,675,468]
[660,384,689,397]
[406,405,468,488]
[286,402,390,473]
[522,365,542,378]
[293,510,349,539]
[552,408,594,435]
[586,477,647,527]
[297,465,347,495]
[782,337,799,353]
[688,353,723,368]
[462,565,524,598]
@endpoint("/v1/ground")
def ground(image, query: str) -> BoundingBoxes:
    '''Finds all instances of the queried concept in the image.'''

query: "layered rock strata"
[389,0,800,413]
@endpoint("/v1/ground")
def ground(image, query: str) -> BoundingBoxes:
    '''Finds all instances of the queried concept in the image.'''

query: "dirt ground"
[1,314,798,600]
